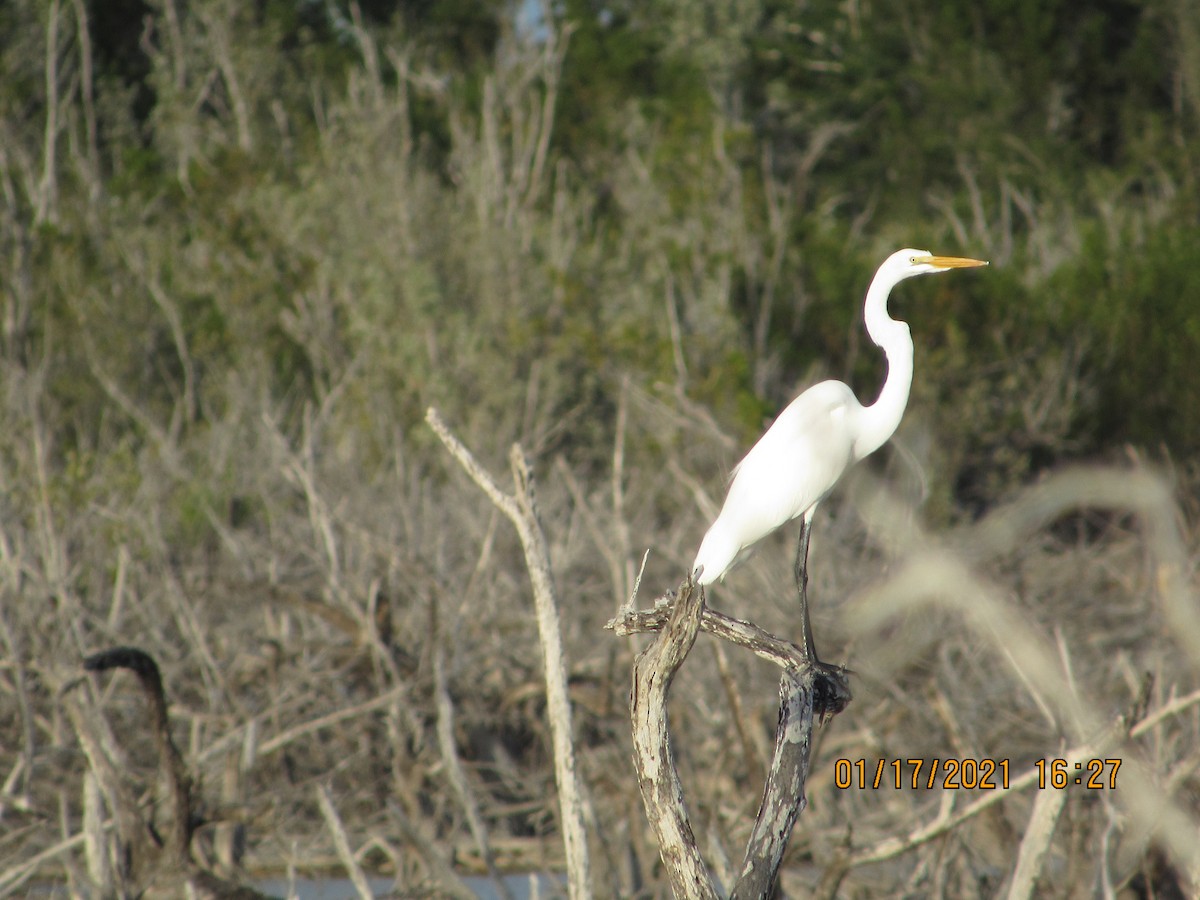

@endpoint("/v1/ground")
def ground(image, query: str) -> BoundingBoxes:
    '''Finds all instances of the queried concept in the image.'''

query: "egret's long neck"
[854,272,914,460]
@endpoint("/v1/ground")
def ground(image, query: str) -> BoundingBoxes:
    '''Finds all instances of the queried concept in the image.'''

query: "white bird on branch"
[693,249,989,665]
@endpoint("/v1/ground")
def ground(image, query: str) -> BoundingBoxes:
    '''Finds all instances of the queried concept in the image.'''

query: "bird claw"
[807,659,853,718]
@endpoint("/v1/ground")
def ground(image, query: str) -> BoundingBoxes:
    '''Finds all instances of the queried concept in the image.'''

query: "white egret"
[692,249,988,662]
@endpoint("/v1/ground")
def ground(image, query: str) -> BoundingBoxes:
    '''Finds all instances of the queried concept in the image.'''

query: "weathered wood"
[618,575,851,899]
[730,670,814,899]
[629,577,720,899]
[426,407,592,899]
[610,599,850,717]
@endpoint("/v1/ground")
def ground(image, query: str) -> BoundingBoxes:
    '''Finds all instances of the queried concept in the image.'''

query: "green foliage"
[555,0,713,164]
[1,0,1197,539]
[1061,220,1200,454]
[4,2,1200,894]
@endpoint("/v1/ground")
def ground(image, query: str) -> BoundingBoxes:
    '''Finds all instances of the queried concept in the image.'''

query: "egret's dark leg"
[793,513,821,664]
[794,512,852,714]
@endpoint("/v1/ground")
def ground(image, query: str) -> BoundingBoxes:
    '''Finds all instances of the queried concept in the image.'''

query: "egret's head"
[890,248,990,280]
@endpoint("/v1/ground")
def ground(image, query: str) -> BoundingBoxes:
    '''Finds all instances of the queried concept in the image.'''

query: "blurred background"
[1,0,1197,896]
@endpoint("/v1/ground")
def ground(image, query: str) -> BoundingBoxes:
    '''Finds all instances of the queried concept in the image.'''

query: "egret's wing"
[694,381,862,583]
[723,381,859,544]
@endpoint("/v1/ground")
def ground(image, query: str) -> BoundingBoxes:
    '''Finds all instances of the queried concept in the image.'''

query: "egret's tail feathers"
[693,524,739,586]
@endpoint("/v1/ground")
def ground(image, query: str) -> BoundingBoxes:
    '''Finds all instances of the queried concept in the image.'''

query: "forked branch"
[610,593,850,716]
[613,576,850,898]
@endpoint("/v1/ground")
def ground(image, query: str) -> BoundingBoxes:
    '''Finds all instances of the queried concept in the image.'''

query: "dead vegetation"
[1,2,1199,897]
[3,380,1197,897]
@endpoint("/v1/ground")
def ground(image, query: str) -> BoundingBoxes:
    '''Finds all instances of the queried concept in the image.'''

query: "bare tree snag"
[629,575,719,899]
[425,406,592,899]
[612,576,851,899]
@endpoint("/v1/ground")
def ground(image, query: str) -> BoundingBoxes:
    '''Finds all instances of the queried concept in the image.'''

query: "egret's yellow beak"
[915,255,990,269]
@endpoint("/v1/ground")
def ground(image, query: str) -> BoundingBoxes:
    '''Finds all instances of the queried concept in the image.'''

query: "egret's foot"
[806,655,852,718]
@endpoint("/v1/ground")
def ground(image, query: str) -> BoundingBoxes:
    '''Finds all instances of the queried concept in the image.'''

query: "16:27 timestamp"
[1035,758,1121,789]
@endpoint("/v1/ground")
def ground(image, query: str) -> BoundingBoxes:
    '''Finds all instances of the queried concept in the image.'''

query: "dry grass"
[3,363,1196,898]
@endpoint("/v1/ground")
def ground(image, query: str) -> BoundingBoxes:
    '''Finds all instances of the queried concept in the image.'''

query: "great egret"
[692,249,988,661]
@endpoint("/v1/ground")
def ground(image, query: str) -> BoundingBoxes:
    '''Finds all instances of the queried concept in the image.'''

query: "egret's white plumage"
[693,249,988,585]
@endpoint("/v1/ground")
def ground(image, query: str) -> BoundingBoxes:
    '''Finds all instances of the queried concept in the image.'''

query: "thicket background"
[1,0,1198,896]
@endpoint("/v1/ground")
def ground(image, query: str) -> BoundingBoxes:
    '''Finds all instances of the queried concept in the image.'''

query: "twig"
[1129,686,1200,738]
[555,456,627,610]
[316,784,374,900]
[1005,775,1068,900]
[223,683,409,762]
[434,644,515,900]
[626,549,649,614]
[83,771,111,891]
[712,640,764,794]
[0,831,87,895]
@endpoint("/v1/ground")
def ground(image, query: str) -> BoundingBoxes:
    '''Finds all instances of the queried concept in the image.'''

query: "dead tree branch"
[628,575,718,899]
[425,406,592,899]
[614,576,850,898]
[610,595,851,716]
[731,671,816,899]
